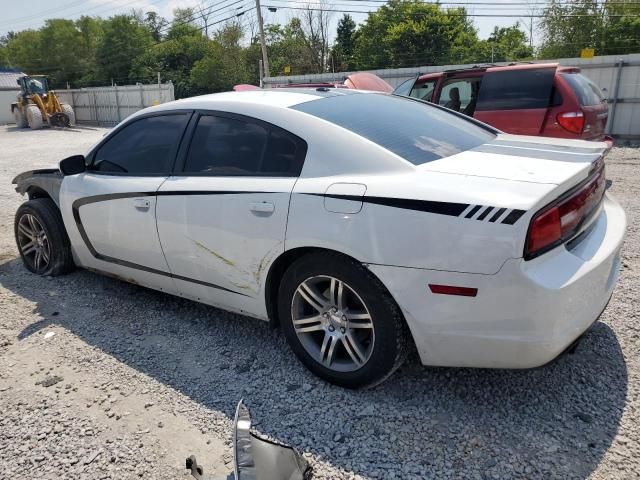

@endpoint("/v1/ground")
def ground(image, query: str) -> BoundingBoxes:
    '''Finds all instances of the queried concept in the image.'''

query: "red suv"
[394,63,610,140]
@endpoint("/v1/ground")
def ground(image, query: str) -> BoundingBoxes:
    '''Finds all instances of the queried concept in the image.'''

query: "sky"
[0,0,543,45]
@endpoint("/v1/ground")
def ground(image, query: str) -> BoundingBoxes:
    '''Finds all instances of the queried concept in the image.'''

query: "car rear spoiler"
[186,400,311,480]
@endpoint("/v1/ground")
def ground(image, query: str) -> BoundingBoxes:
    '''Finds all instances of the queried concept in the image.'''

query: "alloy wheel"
[291,275,375,372]
[17,213,51,273]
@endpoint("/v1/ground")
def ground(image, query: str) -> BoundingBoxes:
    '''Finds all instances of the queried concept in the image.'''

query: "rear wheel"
[15,198,74,276]
[13,107,28,128]
[27,105,43,130]
[279,252,408,388]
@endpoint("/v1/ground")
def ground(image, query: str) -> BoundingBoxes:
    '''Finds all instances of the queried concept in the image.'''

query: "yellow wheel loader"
[11,75,75,129]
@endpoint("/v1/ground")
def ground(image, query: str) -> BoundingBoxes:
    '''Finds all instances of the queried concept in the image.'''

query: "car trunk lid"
[419,134,609,190]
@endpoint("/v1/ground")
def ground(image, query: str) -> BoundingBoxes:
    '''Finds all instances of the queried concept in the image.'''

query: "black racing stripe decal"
[489,207,507,223]
[306,193,527,224]
[476,206,494,221]
[363,196,469,216]
[314,193,469,217]
[157,190,268,197]
[501,209,526,225]
[464,205,483,218]
[72,191,254,297]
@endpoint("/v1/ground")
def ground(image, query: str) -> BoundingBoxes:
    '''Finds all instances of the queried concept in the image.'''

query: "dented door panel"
[155,176,296,318]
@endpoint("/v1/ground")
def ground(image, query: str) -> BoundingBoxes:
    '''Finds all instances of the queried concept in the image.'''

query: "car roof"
[416,62,566,82]
[151,88,364,112]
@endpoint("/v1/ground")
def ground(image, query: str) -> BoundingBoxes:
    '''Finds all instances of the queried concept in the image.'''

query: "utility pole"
[255,0,270,79]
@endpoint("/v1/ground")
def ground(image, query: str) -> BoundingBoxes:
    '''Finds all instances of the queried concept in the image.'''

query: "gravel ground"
[0,125,638,480]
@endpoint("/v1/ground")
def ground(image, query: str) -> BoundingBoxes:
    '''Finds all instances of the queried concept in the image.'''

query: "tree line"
[0,0,638,98]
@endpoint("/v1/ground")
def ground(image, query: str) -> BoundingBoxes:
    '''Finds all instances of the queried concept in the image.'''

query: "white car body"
[28,89,626,371]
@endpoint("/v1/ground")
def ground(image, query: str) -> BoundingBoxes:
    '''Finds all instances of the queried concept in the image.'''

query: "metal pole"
[606,59,624,135]
[114,85,121,123]
[259,60,264,88]
[255,0,270,78]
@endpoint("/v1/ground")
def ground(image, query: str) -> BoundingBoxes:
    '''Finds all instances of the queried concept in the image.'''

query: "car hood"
[419,133,608,187]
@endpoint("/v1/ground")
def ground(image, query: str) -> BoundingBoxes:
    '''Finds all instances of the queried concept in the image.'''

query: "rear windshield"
[562,73,606,106]
[291,93,495,165]
[476,67,556,111]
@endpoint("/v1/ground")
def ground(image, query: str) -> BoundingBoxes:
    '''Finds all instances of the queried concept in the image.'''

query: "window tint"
[184,115,305,176]
[562,73,606,106]
[292,93,495,166]
[476,68,556,111]
[93,114,188,174]
[410,80,436,101]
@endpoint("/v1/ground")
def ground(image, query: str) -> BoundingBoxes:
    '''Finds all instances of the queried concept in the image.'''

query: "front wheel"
[27,105,43,130]
[61,104,75,126]
[278,252,409,388]
[15,198,74,276]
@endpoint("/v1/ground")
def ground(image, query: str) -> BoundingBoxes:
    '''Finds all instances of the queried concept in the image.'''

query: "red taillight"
[527,207,561,254]
[557,111,585,134]
[525,169,606,259]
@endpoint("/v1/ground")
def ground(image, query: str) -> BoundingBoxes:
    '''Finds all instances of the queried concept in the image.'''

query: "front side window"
[292,93,495,166]
[394,77,416,97]
[410,80,436,102]
[183,115,305,176]
[92,114,188,174]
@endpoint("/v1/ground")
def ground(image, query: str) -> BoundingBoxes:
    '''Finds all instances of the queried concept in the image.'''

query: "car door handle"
[133,198,151,211]
[249,201,275,213]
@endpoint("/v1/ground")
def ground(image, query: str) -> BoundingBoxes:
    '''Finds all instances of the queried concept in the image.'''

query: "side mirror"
[59,155,86,175]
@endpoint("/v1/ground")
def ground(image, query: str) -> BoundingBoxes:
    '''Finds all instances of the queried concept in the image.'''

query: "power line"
[7,5,256,81]
[0,0,87,26]
[263,4,640,17]
[156,0,247,35]
[0,0,173,30]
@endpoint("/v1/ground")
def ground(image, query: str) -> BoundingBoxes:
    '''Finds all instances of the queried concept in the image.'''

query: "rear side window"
[292,93,495,165]
[183,115,305,176]
[93,114,188,174]
[476,68,556,111]
[562,73,606,106]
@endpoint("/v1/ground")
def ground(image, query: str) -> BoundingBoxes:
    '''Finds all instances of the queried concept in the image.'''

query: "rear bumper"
[369,193,626,368]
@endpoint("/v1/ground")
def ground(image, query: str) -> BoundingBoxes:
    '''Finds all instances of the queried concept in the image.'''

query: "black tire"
[278,252,408,389]
[14,198,74,276]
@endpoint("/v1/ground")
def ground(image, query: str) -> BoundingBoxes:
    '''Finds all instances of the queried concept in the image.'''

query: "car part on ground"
[10,75,75,130]
[11,89,626,387]
[186,400,311,480]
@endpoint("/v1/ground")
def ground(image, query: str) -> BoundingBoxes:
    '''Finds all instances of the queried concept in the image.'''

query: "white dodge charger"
[13,89,626,388]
